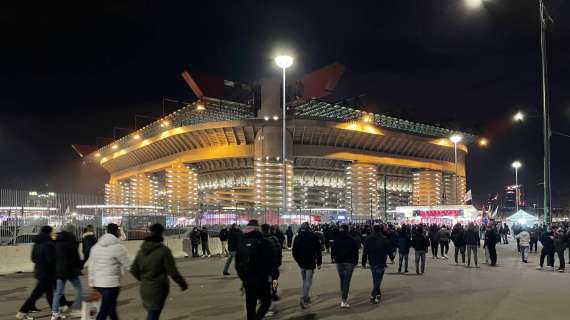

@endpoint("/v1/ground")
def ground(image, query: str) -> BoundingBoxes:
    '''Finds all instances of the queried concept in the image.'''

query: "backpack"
[235,236,261,280]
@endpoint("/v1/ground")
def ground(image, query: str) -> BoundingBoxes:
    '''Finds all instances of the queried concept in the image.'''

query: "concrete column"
[345,163,378,220]
[412,170,442,206]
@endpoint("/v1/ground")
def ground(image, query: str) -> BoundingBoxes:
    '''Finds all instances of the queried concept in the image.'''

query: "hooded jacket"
[292,229,322,270]
[451,226,466,247]
[515,231,531,247]
[463,226,480,246]
[411,232,430,251]
[88,233,130,288]
[54,231,82,280]
[362,232,391,267]
[131,236,188,310]
[31,232,55,280]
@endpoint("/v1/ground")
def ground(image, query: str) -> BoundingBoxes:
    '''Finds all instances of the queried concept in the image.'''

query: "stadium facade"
[78,65,476,223]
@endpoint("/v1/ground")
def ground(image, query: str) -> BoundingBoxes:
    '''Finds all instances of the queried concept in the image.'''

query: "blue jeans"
[96,287,120,320]
[52,277,82,313]
[370,264,385,297]
[223,251,236,274]
[300,268,314,301]
[336,263,354,301]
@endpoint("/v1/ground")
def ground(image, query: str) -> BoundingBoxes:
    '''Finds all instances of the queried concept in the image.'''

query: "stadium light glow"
[450,134,462,144]
[465,0,483,9]
[512,160,522,169]
[275,55,293,69]
[111,144,118,149]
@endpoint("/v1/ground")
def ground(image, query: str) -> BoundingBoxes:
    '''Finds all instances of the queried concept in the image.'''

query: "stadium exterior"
[81,67,476,224]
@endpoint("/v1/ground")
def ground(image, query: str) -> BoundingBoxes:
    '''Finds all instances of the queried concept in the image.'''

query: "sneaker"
[340,301,350,308]
[60,306,70,314]
[300,298,307,309]
[369,296,377,304]
[223,272,231,276]
[558,269,565,273]
[536,266,543,270]
[29,307,41,313]
[404,270,408,273]
[550,267,555,272]
[15,312,33,320]
[265,310,276,317]
[50,313,62,320]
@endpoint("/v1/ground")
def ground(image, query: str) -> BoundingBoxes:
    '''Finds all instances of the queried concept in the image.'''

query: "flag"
[464,190,472,204]
[491,205,498,218]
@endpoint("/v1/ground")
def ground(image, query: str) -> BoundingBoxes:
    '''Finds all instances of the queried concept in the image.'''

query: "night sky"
[1,0,569,206]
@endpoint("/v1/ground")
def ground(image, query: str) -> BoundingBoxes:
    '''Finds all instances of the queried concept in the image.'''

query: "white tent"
[506,210,539,226]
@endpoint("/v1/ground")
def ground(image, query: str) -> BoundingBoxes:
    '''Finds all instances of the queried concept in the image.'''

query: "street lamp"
[513,111,526,122]
[450,134,462,205]
[275,54,294,218]
[512,161,522,212]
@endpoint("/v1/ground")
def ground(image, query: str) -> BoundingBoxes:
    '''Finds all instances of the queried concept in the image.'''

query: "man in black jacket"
[223,223,242,276]
[362,224,392,304]
[412,227,430,274]
[537,227,555,271]
[331,224,359,308]
[200,226,211,257]
[236,220,278,320]
[484,225,499,266]
[262,224,282,304]
[292,223,322,309]
[81,225,97,268]
[451,223,466,265]
[52,224,83,319]
[17,226,56,319]
[464,223,480,268]
[219,226,229,257]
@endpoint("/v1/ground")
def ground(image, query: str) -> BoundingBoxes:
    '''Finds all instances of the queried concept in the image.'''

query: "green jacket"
[131,236,187,310]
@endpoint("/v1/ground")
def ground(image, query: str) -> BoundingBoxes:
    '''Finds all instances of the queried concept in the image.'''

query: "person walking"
[484,225,498,266]
[331,224,359,308]
[554,228,566,272]
[189,227,201,258]
[428,224,439,259]
[464,223,480,268]
[51,224,83,320]
[81,225,98,268]
[292,223,322,309]
[500,223,510,244]
[411,226,430,275]
[529,226,539,253]
[285,226,294,250]
[451,223,466,265]
[223,223,242,276]
[88,223,130,320]
[397,226,412,273]
[219,226,229,257]
[16,226,56,320]
[438,225,451,259]
[362,224,391,304]
[131,224,188,320]
[261,223,282,312]
[515,227,531,263]
[200,226,211,257]
[272,225,285,250]
[537,227,555,271]
[235,220,278,320]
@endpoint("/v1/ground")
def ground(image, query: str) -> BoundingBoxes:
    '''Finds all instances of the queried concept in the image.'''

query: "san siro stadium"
[75,64,478,225]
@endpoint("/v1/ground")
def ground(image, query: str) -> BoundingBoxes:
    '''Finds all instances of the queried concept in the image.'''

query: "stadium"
[76,64,477,225]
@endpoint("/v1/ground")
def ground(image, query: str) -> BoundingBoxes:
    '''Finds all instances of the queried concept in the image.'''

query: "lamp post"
[512,161,522,212]
[450,134,463,205]
[275,55,294,219]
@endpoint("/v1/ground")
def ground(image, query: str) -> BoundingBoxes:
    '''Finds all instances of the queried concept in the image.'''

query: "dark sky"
[1,0,569,206]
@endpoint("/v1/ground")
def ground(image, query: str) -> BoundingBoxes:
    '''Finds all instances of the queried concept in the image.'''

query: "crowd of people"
[13,219,570,320]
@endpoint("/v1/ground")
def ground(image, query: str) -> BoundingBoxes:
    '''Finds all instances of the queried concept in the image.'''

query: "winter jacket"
[362,232,391,267]
[274,228,285,247]
[554,233,567,252]
[227,227,243,252]
[331,232,359,265]
[200,229,209,242]
[411,233,430,251]
[235,230,278,283]
[189,230,201,245]
[88,234,130,288]
[428,226,439,243]
[54,231,82,280]
[397,232,412,254]
[463,228,480,246]
[515,231,531,247]
[219,228,229,242]
[540,232,555,251]
[264,232,283,269]
[285,228,294,240]
[451,228,466,247]
[82,232,97,262]
[292,230,322,270]
[131,236,187,311]
[31,232,56,280]
[438,229,451,243]
[484,229,498,248]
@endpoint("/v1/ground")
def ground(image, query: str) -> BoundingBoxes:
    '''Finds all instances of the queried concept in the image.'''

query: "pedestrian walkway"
[0,243,568,320]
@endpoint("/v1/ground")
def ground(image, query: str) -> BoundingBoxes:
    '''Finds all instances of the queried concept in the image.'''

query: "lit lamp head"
[478,138,488,147]
[275,55,294,69]
[513,111,525,122]
[465,0,483,9]
[512,160,522,169]
[450,134,462,144]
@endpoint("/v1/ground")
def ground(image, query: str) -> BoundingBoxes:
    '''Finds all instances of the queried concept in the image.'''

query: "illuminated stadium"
[76,64,477,225]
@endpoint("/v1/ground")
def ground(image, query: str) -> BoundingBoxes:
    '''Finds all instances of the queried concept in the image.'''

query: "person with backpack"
[331,224,359,308]
[223,223,243,276]
[292,223,322,309]
[261,224,282,310]
[361,224,391,304]
[131,224,187,320]
[16,226,56,320]
[81,225,97,268]
[189,227,201,258]
[88,223,130,320]
[451,223,466,265]
[51,224,83,320]
[235,220,278,320]
[411,226,430,275]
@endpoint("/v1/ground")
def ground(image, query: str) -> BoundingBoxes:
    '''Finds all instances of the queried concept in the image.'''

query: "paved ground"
[1,241,569,320]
